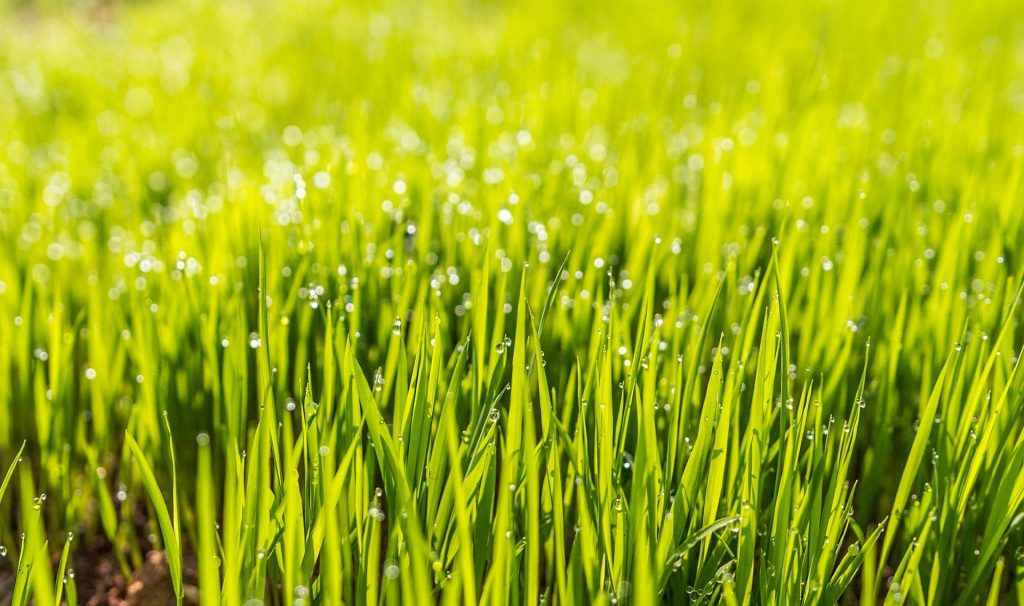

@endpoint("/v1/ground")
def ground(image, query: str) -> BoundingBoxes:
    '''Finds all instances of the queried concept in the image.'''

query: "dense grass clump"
[1,0,1024,603]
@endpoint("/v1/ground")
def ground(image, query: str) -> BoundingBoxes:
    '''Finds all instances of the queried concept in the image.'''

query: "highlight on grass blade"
[125,432,183,605]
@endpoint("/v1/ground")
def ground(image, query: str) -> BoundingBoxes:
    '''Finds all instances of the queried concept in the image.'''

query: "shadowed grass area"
[1,0,1023,603]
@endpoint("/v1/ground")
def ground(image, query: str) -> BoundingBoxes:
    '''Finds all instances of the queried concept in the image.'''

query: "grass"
[1,0,1024,603]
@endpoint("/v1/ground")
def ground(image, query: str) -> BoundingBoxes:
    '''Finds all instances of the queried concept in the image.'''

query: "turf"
[1,0,1024,604]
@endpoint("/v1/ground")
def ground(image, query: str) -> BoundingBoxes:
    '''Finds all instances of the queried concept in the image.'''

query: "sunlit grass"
[1,0,1024,603]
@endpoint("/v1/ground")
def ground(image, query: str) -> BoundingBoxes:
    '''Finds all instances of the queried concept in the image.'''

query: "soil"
[0,537,199,605]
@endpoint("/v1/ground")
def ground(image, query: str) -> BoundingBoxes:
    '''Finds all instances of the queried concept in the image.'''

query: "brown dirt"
[0,543,198,606]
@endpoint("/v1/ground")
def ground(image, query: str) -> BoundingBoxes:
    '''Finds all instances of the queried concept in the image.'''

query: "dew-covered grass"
[1,0,1024,603]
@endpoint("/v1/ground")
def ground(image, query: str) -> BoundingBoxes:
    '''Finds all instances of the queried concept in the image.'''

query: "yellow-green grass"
[1,0,1023,603]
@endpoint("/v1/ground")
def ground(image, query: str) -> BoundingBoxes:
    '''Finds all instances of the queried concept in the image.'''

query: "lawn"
[0,0,1023,603]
